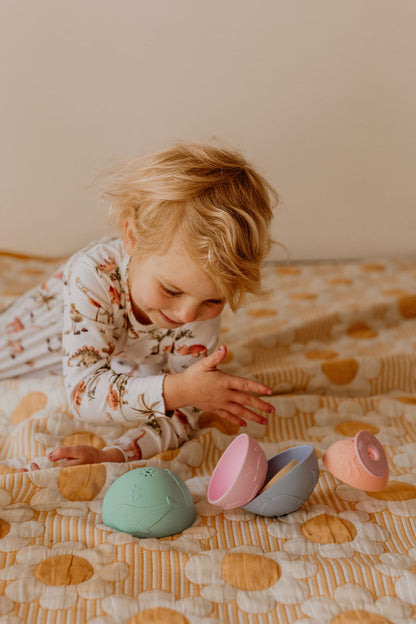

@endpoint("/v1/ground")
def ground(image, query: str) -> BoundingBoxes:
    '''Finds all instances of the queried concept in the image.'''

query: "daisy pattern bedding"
[0,250,416,624]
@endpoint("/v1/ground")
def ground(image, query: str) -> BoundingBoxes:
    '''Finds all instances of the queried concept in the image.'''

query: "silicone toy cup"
[243,445,319,517]
[102,467,196,538]
[207,433,268,509]
[208,431,388,518]
[322,431,389,491]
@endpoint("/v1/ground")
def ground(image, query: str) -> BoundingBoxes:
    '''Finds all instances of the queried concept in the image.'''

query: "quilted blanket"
[0,250,416,624]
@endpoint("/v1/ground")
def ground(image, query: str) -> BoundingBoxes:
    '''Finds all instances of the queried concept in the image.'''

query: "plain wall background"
[1,0,415,260]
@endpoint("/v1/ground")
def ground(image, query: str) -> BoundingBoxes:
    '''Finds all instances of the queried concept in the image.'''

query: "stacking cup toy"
[322,430,388,491]
[102,466,196,538]
[207,433,268,509]
[208,431,388,518]
[208,433,319,516]
[242,445,319,517]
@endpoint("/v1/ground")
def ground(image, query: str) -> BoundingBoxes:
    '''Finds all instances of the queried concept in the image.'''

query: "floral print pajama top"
[0,237,220,460]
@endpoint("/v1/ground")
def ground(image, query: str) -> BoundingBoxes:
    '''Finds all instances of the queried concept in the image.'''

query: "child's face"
[124,223,226,328]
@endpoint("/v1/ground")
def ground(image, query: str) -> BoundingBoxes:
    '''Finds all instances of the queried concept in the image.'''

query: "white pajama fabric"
[0,237,220,459]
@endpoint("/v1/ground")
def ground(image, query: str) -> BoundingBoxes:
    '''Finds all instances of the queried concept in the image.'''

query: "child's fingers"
[230,390,275,415]
[219,372,273,396]
[60,458,82,466]
[217,405,269,427]
[48,446,78,461]
[229,404,269,425]
[49,445,102,466]
[215,409,247,428]
[202,345,228,369]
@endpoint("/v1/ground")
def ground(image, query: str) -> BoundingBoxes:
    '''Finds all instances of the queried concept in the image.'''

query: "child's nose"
[178,301,200,323]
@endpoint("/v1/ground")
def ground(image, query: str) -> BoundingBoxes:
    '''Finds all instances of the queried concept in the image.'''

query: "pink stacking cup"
[207,433,268,509]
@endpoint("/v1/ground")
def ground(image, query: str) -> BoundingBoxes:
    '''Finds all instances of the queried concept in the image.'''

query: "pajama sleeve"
[62,251,166,425]
[109,316,221,460]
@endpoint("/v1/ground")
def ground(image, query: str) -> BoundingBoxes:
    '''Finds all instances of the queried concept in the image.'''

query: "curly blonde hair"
[101,142,279,310]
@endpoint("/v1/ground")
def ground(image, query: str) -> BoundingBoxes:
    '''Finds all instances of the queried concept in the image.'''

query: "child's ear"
[123,221,137,256]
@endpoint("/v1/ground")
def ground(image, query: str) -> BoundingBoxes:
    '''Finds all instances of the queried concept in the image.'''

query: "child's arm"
[47,445,127,466]
[42,345,274,468]
[62,249,168,424]
[25,445,128,470]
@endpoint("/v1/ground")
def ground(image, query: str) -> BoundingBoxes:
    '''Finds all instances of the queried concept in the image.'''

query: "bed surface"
[0,250,416,623]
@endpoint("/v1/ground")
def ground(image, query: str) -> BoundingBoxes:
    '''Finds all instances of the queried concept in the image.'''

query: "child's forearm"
[101,447,129,463]
[163,373,188,412]
[47,444,131,466]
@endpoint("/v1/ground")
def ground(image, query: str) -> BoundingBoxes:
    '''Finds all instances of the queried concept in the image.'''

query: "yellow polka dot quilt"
[1,251,416,623]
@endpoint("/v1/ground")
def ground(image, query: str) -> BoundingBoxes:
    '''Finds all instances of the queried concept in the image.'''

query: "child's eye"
[206,299,225,306]
[161,285,182,297]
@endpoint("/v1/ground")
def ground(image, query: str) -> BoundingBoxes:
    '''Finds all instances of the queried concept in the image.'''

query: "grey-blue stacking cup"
[242,445,319,517]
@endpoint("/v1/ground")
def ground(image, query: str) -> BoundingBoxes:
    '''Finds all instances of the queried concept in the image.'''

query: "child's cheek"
[201,303,225,321]
[148,291,171,310]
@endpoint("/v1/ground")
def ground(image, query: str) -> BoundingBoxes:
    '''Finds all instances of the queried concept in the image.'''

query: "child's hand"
[22,446,128,470]
[48,445,125,466]
[164,345,275,427]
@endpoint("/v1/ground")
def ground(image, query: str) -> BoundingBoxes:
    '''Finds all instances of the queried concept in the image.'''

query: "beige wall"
[1,0,415,260]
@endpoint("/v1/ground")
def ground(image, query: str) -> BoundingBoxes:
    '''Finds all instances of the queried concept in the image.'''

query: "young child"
[0,142,278,468]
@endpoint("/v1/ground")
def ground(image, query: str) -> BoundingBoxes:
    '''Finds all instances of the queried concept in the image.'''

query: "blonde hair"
[101,142,279,310]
